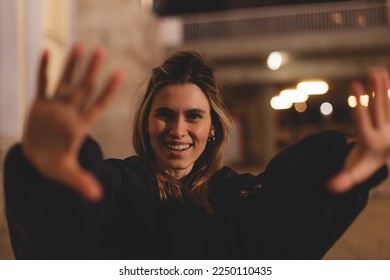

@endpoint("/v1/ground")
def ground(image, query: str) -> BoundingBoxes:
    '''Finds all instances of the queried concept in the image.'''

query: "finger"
[83,71,124,125]
[69,47,105,109]
[54,44,84,100]
[327,156,375,193]
[327,171,355,193]
[369,69,387,127]
[36,49,49,100]
[351,81,374,141]
[379,69,390,120]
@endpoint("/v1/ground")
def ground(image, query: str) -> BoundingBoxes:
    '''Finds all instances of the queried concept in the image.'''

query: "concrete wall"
[75,0,161,159]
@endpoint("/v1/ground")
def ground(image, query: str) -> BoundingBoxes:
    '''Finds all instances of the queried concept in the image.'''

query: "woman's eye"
[156,112,173,120]
[187,113,201,120]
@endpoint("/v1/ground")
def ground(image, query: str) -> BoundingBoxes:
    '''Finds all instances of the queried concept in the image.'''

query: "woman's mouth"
[166,144,192,151]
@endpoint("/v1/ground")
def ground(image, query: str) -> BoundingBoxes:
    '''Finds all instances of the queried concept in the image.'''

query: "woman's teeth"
[167,144,191,151]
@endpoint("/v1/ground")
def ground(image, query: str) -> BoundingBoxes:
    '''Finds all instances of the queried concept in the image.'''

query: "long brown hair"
[133,50,232,213]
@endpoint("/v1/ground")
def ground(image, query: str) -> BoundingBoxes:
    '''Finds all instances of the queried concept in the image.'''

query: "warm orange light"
[297,80,329,95]
[270,96,292,110]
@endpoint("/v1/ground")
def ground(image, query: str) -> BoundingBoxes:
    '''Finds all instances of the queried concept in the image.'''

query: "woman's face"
[148,83,214,179]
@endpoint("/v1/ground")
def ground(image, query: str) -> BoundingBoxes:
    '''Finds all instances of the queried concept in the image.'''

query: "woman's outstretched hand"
[328,68,390,193]
[22,44,124,201]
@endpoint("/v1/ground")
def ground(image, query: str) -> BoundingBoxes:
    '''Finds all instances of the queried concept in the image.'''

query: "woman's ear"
[209,125,215,137]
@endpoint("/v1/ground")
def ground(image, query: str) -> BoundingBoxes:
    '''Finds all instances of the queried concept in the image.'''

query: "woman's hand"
[328,68,390,193]
[22,44,123,201]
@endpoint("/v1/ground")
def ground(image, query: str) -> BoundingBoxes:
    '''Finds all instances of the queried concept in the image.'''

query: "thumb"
[327,157,380,193]
[327,171,355,193]
[63,169,103,202]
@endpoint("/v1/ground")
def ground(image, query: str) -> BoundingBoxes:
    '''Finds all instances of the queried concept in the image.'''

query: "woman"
[4,44,390,259]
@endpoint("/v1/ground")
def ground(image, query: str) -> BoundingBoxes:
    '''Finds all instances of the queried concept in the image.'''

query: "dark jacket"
[4,131,387,259]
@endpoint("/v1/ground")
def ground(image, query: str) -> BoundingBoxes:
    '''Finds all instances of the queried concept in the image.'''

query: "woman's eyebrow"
[186,108,207,115]
[154,107,207,114]
[153,107,173,113]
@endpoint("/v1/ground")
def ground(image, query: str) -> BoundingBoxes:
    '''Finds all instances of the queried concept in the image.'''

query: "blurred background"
[1,0,390,259]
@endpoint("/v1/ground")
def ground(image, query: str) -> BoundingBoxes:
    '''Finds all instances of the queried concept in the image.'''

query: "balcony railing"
[165,1,389,44]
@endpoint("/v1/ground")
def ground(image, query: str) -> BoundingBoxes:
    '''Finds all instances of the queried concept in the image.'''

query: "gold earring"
[207,136,216,144]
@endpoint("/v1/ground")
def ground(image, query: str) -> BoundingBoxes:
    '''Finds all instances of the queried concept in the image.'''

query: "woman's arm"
[4,138,108,259]
[232,130,387,259]
[4,44,123,259]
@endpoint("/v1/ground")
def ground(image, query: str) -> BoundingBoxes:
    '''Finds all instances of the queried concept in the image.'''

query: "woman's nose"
[169,117,187,137]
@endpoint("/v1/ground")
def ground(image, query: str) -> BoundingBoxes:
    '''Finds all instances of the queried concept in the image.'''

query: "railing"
[178,0,389,43]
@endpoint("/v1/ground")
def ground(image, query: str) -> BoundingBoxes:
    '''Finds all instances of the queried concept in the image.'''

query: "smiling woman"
[3,45,390,259]
[133,50,229,211]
